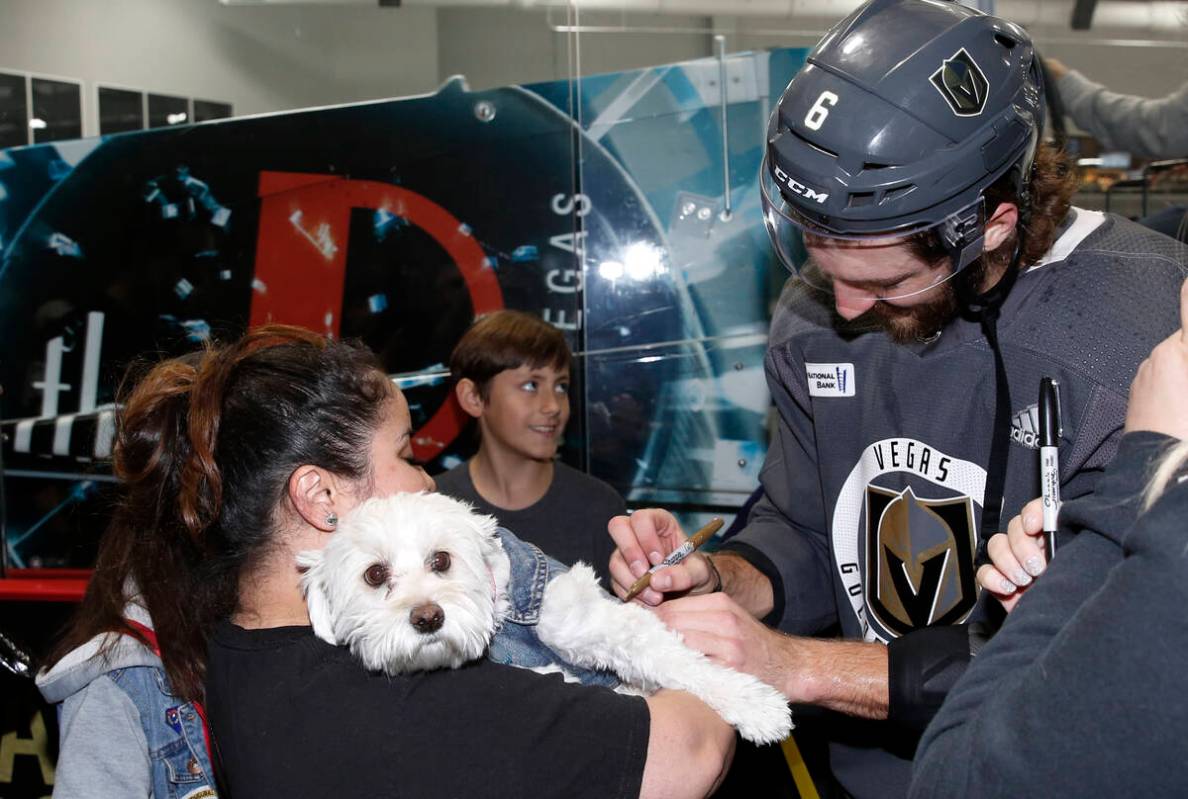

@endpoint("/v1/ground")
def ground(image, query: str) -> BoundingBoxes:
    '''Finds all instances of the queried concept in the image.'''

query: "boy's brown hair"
[449,310,572,400]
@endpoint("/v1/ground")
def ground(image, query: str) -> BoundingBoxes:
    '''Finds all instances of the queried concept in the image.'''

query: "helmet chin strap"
[948,155,1035,553]
[956,232,1026,562]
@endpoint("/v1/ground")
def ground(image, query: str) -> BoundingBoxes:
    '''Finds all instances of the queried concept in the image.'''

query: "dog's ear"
[471,512,511,590]
[472,512,503,560]
[296,550,339,645]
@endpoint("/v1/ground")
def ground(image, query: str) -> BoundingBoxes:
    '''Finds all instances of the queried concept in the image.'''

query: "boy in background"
[436,310,624,587]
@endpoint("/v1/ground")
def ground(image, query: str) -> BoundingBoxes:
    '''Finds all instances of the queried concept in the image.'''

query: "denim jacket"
[37,603,218,799]
[487,528,620,689]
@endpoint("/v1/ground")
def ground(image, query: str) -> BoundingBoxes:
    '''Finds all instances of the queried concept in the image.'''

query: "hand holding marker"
[622,518,724,603]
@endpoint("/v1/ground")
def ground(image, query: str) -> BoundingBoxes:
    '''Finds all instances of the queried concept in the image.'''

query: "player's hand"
[977,497,1046,613]
[653,592,791,698]
[607,509,717,605]
[1126,279,1188,441]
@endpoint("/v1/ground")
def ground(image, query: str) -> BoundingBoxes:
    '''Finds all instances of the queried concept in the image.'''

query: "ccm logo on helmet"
[773,164,829,204]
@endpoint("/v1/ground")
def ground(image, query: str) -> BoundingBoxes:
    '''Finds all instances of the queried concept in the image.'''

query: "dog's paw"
[699,670,793,746]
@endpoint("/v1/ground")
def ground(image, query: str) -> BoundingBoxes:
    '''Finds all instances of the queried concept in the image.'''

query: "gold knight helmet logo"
[865,485,978,637]
[930,48,989,117]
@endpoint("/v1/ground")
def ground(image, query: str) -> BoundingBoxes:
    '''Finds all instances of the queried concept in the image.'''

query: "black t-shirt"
[434,461,625,588]
[205,622,649,798]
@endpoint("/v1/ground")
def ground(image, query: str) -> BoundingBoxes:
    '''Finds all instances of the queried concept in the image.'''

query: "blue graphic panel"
[0,48,807,570]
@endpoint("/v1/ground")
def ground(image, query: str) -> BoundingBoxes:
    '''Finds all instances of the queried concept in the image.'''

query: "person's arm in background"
[1047,58,1188,158]
[641,690,736,799]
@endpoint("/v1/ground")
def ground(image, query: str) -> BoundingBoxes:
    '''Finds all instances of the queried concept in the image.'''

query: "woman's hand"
[977,497,1046,613]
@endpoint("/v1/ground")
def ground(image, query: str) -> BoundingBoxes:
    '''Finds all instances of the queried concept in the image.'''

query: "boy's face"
[477,363,570,462]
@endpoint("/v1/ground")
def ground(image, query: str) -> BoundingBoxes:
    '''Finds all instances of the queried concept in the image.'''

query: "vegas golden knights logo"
[930,48,989,117]
[865,485,978,636]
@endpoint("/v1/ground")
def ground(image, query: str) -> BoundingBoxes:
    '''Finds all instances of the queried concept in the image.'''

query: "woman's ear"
[455,378,485,419]
[289,465,340,532]
[984,201,1020,254]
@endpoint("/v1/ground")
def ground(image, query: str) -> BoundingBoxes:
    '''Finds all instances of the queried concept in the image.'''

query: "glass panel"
[0,43,809,567]
[553,46,807,520]
[147,93,188,128]
[0,72,28,149]
[3,477,112,570]
[30,77,81,143]
[582,336,771,510]
[98,86,144,134]
[193,99,232,123]
[0,78,586,567]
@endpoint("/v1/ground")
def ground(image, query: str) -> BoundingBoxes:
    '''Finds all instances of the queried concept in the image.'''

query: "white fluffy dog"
[298,491,792,745]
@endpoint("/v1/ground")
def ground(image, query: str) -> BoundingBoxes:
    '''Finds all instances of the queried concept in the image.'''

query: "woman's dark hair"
[449,309,572,400]
[907,142,1077,270]
[45,325,392,701]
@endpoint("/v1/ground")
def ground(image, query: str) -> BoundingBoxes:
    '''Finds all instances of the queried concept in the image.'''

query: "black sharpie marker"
[1038,377,1062,561]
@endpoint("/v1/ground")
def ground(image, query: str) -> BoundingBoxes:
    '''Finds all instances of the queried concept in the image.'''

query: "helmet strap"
[959,231,1026,563]
[956,231,1023,321]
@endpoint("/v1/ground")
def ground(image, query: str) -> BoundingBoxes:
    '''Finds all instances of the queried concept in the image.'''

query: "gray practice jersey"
[724,209,1187,797]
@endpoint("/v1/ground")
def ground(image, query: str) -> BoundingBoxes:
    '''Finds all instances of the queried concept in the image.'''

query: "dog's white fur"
[298,491,792,744]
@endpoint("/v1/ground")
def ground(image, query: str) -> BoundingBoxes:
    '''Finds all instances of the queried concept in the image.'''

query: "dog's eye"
[429,551,451,573]
[363,563,389,587]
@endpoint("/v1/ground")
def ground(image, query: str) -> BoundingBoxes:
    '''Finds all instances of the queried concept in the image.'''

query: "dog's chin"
[351,627,489,675]
[344,604,496,676]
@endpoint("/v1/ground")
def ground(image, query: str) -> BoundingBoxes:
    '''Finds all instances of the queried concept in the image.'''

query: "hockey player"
[607,1,1188,796]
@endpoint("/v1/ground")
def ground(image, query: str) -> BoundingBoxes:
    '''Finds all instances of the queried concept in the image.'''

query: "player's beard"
[858,284,960,344]
[804,258,990,344]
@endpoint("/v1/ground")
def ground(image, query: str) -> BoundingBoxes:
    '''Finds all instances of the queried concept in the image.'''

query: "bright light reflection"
[28,118,47,130]
[599,260,624,280]
[841,34,865,55]
[623,241,663,280]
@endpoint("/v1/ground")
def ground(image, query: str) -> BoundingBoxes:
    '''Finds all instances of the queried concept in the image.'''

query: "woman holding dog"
[41,325,735,799]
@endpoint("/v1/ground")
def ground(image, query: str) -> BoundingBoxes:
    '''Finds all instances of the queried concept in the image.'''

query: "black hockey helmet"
[761,0,1044,295]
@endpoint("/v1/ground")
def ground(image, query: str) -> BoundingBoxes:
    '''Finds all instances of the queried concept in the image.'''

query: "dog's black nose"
[410,603,444,634]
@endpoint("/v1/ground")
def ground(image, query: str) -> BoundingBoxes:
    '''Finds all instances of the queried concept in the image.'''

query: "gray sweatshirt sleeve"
[1058,71,1188,158]
[910,433,1184,797]
[54,676,152,799]
[720,341,839,635]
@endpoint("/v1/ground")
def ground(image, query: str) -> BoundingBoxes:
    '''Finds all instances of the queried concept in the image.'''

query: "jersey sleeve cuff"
[717,540,786,628]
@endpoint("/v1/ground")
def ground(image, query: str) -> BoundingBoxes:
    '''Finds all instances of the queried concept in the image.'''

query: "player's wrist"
[707,552,776,619]
[696,553,723,595]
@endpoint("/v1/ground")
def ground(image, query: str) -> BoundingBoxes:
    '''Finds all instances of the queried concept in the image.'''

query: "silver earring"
[326,513,338,527]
